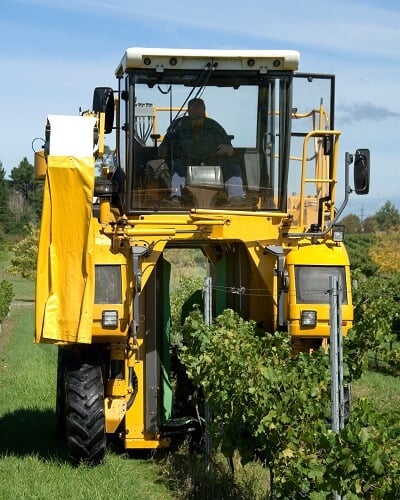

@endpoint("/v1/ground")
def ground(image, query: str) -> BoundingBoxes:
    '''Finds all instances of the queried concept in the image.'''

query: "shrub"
[6,223,38,281]
[178,308,400,497]
[0,280,13,323]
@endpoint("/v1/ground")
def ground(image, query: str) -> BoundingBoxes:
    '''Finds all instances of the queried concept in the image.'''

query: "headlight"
[300,310,317,327]
[102,310,119,328]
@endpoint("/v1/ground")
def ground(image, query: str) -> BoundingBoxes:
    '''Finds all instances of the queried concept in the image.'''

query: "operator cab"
[95,48,369,221]
[111,48,299,214]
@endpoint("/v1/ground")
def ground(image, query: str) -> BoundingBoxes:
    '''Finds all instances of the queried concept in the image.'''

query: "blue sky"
[2,0,400,218]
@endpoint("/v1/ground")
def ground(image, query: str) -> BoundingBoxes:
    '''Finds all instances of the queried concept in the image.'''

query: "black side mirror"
[92,87,114,134]
[354,148,370,195]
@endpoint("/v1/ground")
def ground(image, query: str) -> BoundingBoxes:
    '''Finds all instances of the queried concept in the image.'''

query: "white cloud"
[337,102,400,125]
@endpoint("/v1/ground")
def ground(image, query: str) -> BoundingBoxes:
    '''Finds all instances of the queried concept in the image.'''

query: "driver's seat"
[185,165,224,207]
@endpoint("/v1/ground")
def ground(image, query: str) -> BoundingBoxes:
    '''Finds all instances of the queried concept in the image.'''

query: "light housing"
[332,225,344,242]
[102,310,119,328]
[300,310,317,327]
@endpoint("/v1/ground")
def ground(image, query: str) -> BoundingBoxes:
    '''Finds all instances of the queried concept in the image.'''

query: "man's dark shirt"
[162,116,231,164]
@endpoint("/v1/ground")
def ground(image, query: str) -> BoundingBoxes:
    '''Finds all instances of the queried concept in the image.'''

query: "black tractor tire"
[64,363,106,465]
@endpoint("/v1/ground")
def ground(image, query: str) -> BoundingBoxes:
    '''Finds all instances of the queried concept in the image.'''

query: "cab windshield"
[125,71,292,212]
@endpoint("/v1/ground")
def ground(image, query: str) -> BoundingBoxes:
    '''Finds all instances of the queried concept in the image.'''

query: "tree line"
[0,157,42,239]
[339,201,400,276]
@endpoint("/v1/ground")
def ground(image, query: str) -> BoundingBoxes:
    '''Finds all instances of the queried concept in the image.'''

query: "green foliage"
[339,213,362,233]
[10,157,36,200]
[373,201,400,230]
[0,242,9,261]
[0,165,12,237]
[6,223,39,281]
[0,280,13,322]
[342,202,400,277]
[165,248,207,270]
[370,228,400,274]
[362,201,400,233]
[179,309,332,496]
[323,400,400,497]
[344,233,377,276]
[9,157,43,228]
[165,249,207,292]
[346,271,400,380]
[178,308,400,497]
[371,347,400,376]
[170,275,204,334]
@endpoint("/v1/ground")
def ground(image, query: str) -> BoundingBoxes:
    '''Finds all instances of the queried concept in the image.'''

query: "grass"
[0,452,172,500]
[0,305,175,500]
[160,447,269,500]
[352,369,400,412]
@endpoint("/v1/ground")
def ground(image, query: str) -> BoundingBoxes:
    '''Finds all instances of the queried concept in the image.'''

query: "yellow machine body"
[34,47,369,461]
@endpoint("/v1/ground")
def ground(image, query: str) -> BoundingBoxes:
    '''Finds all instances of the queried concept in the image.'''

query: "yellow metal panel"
[34,150,47,180]
[107,378,127,397]
[35,155,95,344]
[124,436,170,449]
[104,397,126,433]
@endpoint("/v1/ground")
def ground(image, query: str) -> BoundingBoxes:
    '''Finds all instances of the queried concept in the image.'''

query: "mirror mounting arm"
[284,151,368,239]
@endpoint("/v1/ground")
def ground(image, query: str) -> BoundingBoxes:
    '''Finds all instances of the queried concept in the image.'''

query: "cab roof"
[115,47,300,76]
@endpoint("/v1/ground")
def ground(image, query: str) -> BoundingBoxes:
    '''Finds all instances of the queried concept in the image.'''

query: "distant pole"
[360,206,364,232]
[329,275,345,500]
